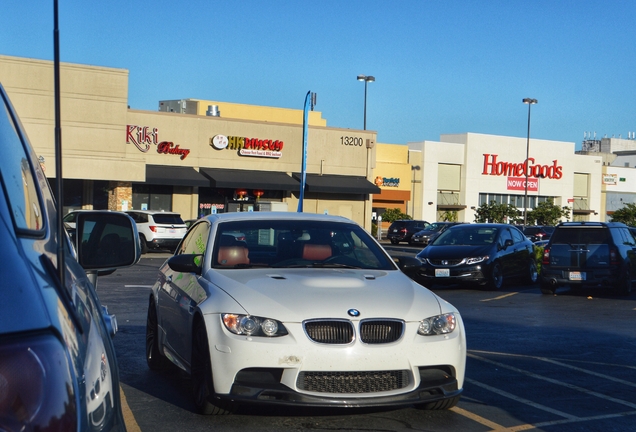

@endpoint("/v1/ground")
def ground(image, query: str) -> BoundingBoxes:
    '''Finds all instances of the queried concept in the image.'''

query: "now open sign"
[507,177,538,191]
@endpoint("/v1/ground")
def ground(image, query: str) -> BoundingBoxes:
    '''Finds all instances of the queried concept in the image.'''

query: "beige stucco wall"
[0,54,146,181]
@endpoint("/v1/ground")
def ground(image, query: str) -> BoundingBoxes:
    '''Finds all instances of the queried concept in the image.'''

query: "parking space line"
[125,285,154,288]
[480,292,518,302]
[470,350,636,387]
[465,378,578,419]
[469,353,636,409]
[120,386,141,432]
[450,406,508,430]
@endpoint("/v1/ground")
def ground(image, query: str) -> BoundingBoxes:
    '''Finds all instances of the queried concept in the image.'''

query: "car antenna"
[53,0,66,287]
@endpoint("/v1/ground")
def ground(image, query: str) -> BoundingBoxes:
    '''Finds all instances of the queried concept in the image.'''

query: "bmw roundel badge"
[347,309,360,317]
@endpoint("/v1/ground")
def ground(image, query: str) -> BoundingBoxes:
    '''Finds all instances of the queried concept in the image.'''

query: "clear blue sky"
[2,1,635,149]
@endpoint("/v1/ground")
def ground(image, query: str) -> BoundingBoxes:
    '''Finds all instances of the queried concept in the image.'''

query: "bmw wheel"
[191,320,232,415]
[146,298,170,371]
[486,262,504,290]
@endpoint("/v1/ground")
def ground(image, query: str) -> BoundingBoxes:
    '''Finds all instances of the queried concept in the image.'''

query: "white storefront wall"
[602,166,636,217]
[409,133,603,223]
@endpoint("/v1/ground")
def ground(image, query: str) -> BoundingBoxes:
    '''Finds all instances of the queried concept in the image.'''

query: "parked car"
[146,212,466,414]
[539,221,636,296]
[126,210,188,253]
[0,83,140,431]
[387,219,430,244]
[522,225,554,243]
[410,222,465,246]
[415,223,538,289]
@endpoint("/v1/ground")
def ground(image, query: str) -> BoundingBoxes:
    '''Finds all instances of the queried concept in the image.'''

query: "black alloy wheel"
[191,320,232,415]
[146,298,170,371]
[487,262,504,290]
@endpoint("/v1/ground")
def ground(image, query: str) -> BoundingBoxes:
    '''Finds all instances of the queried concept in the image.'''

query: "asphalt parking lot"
[97,248,636,431]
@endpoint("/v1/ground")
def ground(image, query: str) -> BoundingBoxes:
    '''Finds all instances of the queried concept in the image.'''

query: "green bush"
[534,245,544,274]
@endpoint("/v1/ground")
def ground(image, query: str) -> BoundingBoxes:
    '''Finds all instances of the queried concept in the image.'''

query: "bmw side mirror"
[167,254,203,275]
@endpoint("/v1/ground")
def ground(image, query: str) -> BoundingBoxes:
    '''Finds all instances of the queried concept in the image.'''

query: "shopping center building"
[3,53,626,229]
[0,55,379,230]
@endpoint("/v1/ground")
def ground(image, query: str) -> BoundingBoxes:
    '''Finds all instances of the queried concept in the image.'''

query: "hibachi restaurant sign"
[482,153,563,192]
[210,134,283,158]
[126,125,190,160]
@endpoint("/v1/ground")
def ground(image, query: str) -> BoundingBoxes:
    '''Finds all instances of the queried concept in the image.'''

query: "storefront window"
[132,184,172,211]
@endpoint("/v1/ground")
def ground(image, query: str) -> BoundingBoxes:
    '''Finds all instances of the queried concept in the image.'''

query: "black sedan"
[415,223,538,290]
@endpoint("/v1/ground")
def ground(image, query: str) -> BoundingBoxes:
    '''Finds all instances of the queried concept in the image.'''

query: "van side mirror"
[76,212,141,270]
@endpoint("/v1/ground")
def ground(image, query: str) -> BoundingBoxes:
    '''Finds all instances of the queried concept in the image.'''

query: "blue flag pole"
[297,91,311,212]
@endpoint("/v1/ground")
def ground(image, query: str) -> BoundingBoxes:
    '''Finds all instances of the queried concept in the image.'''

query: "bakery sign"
[210,134,283,158]
[126,125,190,160]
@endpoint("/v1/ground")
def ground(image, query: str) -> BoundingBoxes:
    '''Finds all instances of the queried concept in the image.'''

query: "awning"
[200,168,299,191]
[145,165,209,187]
[293,173,381,195]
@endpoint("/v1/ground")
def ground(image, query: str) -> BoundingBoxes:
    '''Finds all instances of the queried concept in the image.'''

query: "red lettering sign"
[507,177,538,191]
[482,154,562,179]
[126,125,158,152]
[157,141,190,160]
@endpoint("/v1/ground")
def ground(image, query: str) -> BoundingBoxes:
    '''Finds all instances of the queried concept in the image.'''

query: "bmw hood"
[205,269,446,322]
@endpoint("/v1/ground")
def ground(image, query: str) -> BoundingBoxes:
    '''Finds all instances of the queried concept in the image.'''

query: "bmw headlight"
[418,313,456,336]
[465,256,488,265]
[222,314,288,337]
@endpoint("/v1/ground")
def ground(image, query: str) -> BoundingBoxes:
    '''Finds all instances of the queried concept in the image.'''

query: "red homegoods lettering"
[126,125,158,152]
[482,154,562,179]
[157,141,190,160]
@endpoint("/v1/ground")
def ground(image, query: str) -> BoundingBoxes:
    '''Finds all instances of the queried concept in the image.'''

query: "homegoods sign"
[481,153,563,191]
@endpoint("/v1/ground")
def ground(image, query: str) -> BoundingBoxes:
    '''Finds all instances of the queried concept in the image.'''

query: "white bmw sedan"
[146,212,466,415]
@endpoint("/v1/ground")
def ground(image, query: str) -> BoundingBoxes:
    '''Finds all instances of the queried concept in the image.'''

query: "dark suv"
[540,222,636,296]
[386,220,430,244]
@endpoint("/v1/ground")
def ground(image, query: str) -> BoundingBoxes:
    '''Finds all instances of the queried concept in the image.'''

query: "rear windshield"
[550,227,610,245]
[152,214,185,225]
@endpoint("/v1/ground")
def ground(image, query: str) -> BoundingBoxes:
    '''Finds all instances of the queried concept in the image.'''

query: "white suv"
[126,210,187,253]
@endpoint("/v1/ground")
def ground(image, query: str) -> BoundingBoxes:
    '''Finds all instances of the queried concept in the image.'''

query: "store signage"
[126,125,191,160]
[507,177,538,191]
[602,174,617,185]
[374,176,400,187]
[210,134,283,158]
[482,154,563,179]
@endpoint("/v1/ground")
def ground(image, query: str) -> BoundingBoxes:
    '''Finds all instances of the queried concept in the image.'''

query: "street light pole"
[522,98,538,228]
[357,75,375,130]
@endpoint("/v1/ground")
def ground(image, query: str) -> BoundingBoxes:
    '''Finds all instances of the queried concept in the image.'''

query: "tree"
[610,202,636,226]
[526,199,571,226]
[380,208,412,223]
[474,201,521,224]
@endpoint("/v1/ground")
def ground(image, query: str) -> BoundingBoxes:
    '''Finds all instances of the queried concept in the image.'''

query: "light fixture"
[357,75,375,130]
[522,98,538,229]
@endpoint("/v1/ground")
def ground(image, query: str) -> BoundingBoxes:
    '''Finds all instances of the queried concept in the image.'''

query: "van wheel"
[139,234,148,254]
[617,268,632,296]
[540,282,555,295]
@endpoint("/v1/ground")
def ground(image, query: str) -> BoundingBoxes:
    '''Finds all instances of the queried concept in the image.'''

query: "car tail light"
[610,248,619,266]
[0,334,78,431]
[542,247,550,265]
[149,225,157,232]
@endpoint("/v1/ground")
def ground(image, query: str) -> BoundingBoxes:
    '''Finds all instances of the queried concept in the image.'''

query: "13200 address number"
[341,136,364,146]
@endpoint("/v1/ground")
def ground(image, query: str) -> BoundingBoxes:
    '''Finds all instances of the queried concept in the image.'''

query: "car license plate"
[435,268,450,277]
[569,271,585,281]
[168,229,176,234]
